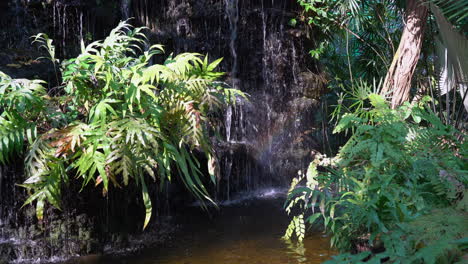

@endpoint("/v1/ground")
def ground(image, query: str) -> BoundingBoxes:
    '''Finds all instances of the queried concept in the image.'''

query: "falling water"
[0,168,3,236]
[120,0,131,20]
[226,105,233,142]
[239,100,245,141]
[79,11,83,42]
[224,0,239,79]
[53,2,56,36]
[62,5,67,56]
[225,154,233,200]
[218,21,240,199]
[262,1,267,84]
[291,39,298,84]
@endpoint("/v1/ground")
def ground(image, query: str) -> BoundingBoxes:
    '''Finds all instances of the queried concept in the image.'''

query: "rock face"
[0,0,328,261]
[135,0,326,192]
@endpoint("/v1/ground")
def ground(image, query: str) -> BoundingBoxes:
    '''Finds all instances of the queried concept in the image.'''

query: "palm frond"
[427,0,468,24]
[431,4,468,123]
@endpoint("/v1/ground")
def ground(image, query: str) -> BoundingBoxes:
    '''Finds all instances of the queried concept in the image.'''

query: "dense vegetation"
[284,0,467,263]
[0,21,243,229]
[284,93,467,262]
[0,0,466,263]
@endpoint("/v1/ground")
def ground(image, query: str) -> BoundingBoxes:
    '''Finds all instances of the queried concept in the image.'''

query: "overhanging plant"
[0,21,245,229]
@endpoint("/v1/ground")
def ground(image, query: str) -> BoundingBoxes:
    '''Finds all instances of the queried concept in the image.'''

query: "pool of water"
[66,189,335,264]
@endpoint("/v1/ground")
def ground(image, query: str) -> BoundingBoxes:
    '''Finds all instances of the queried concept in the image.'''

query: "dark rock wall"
[127,0,326,194]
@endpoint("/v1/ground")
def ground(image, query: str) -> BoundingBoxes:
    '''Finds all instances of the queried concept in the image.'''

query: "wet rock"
[0,242,16,263]
[296,72,328,99]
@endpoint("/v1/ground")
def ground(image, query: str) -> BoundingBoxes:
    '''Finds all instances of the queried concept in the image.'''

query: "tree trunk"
[381,0,428,108]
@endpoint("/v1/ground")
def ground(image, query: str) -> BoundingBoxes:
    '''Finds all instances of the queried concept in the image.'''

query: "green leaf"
[288,18,298,27]
[140,174,152,230]
[306,212,322,224]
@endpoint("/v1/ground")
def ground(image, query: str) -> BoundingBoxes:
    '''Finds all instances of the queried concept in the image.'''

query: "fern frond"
[0,113,38,163]
[0,71,46,114]
[21,136,66,220]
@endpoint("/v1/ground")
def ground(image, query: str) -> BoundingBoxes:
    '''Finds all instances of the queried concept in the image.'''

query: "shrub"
[0,21,244,229]
[284,93,467,261]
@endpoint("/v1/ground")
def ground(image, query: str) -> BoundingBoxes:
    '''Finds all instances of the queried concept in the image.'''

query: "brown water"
[67,189,336,264]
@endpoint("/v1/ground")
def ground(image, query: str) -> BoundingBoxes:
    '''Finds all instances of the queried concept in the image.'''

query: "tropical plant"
[293,0,402,81]
[429,4,468,129]
[284,93,466,260]
[0,72,44,163]
[323,208,468,264]
[0,21,245,229]
[379,0,467,109]
[296,0,467,122]
[427,0,468,26]
[286,0,468,261]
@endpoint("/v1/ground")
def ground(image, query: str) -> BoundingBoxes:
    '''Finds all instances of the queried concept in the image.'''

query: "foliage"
[323,208,468,264]
[330,78,384,126]
[0,72,44,163]
[429,4,468,130]
[0,21,244,229]
[288,0,468,261]
[294,0,402,80]
[32,33,60,84]
[284,93,467,260]
[296,0,468,130]
[427,0,468,26]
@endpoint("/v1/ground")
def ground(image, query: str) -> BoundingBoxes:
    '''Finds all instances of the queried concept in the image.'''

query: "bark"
[381,0,428,108]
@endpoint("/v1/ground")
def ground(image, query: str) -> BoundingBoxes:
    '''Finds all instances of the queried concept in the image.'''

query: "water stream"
[65,189,335,264]
[224,0,239,79]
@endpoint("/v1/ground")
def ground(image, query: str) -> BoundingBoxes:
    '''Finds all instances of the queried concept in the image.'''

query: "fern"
[20,136,65,220]
[0,115,27,163]
[0,21,245,229]
[285,94,466,256]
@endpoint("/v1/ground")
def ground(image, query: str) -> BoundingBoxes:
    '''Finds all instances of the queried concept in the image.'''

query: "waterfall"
[0,0,323,197]
[0,167,3,232]
[291,39,298,84]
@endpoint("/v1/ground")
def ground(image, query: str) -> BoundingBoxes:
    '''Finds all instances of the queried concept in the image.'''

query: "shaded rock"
[296,71,328,99]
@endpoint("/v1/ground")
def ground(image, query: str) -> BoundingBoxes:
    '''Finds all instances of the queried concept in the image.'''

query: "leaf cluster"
[284,94,467,262]
[0,20,245,229]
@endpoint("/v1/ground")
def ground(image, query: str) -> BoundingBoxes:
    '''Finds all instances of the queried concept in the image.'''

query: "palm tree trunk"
[381,0,428,108]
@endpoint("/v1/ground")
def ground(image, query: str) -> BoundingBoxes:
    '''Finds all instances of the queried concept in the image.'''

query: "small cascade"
[79,10,83,41]
[225,105,233,143]
[120,0,131,20]
[291,39,299,85]
[0,0,326,200]
[224,154,233,201]
[52,1,86,57]
[224,0,239,79]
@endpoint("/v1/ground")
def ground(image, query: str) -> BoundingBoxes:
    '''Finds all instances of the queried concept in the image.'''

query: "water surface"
[68,189,335,264]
